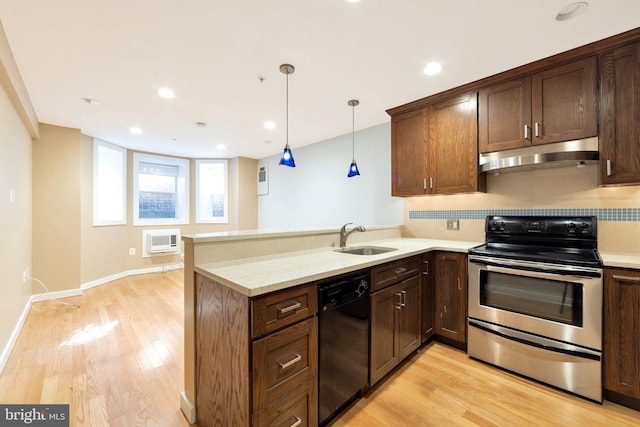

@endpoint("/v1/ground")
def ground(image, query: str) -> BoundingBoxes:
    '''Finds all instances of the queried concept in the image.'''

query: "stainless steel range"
[467,215,603,402]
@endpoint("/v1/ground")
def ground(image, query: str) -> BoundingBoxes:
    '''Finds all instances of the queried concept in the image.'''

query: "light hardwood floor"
[0,269,190,426]
[1,270,639,426]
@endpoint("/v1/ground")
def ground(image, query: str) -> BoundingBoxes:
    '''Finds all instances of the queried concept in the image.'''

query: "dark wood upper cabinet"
[599,42,640,186]
[428,92,484,194]
[479,77,532,152]
[531,56,598,145]
[479,57,597,153]
[390,92,485,196]
[391,108,428,196]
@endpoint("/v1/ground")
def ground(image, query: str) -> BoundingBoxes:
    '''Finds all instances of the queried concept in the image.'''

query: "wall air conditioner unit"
[142,229,180,257]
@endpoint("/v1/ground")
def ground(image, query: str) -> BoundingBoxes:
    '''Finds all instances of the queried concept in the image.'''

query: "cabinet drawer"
[252,284,318,338]
[253,380,318,427]
[252,317,318,410]
[371,256,421,292]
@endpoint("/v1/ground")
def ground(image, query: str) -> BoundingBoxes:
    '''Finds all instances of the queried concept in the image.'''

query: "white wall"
[258,122,402,229]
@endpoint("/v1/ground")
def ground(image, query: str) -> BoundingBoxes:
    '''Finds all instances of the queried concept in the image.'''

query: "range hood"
[479,137,599,174]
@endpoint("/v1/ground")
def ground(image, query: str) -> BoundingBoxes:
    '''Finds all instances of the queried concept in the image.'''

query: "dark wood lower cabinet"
[421,253,435,343]
[434,252,467,348]
[604,268,640,410]
[370,275,422,386]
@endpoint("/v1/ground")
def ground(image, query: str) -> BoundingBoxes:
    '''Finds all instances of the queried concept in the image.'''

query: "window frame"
[93,139,127,226]
[195,159,229,224]
[133,152,190,226]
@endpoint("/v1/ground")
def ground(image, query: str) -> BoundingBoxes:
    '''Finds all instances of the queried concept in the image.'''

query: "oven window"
[479,271,583,327]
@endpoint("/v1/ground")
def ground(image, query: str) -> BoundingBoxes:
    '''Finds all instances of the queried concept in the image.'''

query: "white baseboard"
[0,296,32,375]
[180,391,196,424]
[0,262,183,375]
[81,262,183,290]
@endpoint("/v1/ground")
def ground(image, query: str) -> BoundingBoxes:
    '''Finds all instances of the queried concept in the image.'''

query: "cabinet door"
[370,284,400,385]
[391,108,428,196]
[531,57,598,145]
[428,92,483,194]
[434,252,467,345]
[397,275,422,360]
[421,253,435,343]
[478,77,532,153]
[604,269,640,402]
[599,43,640,186]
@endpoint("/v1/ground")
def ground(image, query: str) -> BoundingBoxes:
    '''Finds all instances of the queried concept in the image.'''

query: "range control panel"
[486,216,597,239]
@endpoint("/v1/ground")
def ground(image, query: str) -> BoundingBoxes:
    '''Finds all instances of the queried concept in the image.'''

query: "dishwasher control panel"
[318,273,369,311]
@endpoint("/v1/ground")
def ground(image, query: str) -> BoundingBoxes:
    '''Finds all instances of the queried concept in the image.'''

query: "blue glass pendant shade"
[279,144,295,167]
[348,160,360,177]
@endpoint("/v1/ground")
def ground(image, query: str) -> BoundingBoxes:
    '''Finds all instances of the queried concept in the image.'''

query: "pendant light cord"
[352,103,355,161]
[286,70,289,148]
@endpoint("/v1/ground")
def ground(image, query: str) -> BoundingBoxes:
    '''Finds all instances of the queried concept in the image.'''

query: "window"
[196,160,228,223]
[133,153,189,225]
[93,139,126,226]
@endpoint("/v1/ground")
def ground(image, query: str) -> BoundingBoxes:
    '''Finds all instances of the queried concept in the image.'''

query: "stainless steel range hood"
[479,137,599,174]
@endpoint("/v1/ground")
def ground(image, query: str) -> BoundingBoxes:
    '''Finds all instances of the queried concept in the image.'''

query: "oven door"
[468,255,602,351]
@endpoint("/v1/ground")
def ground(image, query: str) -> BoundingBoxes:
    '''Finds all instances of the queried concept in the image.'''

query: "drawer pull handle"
[290,416,302,427]
[534,122,540,137]
[394,267,407,275]
[612,274,640,282]
[279,353,302,370]
[607,159,612,176]
[401,290,407,307]
[278,301,301,315]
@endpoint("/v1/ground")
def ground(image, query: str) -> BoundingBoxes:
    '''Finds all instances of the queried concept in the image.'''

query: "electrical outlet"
[9,188,15,204]
[447,219,460,231]
[23,267,29,283]
[129,248,136,255]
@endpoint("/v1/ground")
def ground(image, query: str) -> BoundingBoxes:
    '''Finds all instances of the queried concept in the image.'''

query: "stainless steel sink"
[335,246,397,255]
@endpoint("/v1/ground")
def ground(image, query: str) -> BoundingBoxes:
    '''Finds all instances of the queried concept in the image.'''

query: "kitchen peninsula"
[180,225,479,426]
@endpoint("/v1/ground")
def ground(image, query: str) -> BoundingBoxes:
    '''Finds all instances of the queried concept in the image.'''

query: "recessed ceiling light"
[216,144,226,150]
[264,121,276,129]
[158,87,175,99]
[556,2,588,21]
[81,97,100,106]
[129,127,143,135]
[423,62,442,76]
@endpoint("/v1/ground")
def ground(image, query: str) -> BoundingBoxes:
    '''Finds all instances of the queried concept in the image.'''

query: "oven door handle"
[468,256,602,278]
[468,318,601,360]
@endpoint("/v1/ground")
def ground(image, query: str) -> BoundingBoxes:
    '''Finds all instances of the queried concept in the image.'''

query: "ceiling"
[1,1,639,160]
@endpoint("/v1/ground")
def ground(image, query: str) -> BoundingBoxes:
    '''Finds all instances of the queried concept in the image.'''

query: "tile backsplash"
[409,208,640,221]
[402,165,640,254]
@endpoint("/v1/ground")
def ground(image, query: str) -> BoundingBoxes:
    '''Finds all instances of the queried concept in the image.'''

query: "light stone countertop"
[600,252,640,269]
[194,238,480,297]
[193,238,640,297]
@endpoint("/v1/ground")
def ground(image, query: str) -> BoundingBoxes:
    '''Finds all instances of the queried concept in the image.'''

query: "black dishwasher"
[318,272,370,426]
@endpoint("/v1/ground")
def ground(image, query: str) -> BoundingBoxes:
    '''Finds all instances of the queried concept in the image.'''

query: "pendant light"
[279,64,296,167]
[347,99,360,177]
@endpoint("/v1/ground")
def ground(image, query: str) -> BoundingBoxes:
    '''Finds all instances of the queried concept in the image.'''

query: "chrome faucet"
[339,223,366,248]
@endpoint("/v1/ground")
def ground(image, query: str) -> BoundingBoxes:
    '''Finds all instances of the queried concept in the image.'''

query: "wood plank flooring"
[0,269,190,426]
[0,270,639,426]
[334,342,640,427]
